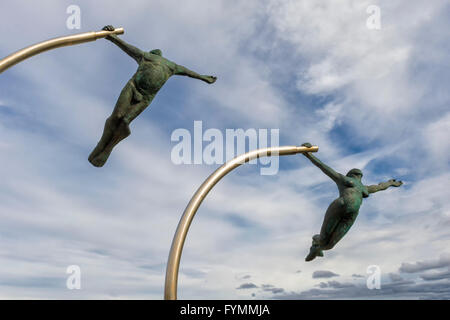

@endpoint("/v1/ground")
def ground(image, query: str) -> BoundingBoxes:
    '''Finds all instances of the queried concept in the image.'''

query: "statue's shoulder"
[161,58,178,72]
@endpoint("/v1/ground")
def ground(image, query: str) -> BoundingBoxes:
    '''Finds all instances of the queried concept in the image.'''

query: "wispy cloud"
[312,271,340,279]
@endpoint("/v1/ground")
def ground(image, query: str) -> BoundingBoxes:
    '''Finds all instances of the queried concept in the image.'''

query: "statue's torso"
[133,57,173,94]
[338,177,369,215]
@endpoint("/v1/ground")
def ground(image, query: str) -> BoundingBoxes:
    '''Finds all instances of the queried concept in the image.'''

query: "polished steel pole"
[0,28,124,74]
[164,144,319,300]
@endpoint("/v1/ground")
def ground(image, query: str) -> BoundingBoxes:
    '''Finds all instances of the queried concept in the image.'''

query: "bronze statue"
[301,143,403,261]
[89,25,217,167]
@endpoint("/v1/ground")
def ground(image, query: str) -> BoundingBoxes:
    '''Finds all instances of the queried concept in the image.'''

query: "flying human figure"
[89,25,217,167]
[300,143,403,261]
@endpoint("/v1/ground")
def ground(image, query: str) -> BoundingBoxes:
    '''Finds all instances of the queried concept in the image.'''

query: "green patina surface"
[301,143,403,262]
[88,25,216,167]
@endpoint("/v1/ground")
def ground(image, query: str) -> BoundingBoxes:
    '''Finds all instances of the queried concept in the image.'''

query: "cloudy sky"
[0,0,449,299]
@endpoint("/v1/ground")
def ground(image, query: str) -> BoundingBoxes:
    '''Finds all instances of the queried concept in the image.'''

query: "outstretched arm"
[301,143,343,182]
[174,64,217,84]
[103,25,144,63]
[367,179,403,194]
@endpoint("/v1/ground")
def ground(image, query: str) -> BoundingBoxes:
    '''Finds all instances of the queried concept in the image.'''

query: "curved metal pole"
[0,28,124,74]
[164,144,319,300]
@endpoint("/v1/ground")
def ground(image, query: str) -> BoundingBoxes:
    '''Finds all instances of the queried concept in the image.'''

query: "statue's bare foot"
[305,246,324,261]
[89,154,108,167]
[305,247,319,261]
[305,235,323,261]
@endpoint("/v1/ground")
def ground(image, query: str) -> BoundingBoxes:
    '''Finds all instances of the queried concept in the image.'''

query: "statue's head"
[150,49,162,56]
[346,168,363,179]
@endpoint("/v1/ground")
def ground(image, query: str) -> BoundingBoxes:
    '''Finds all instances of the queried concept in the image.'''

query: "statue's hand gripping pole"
[0,28,124,74]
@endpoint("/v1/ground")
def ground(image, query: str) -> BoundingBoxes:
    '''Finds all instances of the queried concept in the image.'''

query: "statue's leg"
[321,217,354,251]
[318,198,345,247]
[88,93,153,167]
[88,81,135,167]
[305,198,343,261]
[100,98,151,153]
